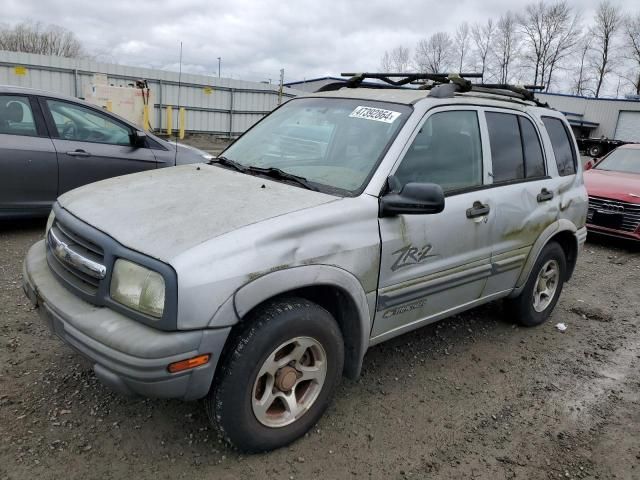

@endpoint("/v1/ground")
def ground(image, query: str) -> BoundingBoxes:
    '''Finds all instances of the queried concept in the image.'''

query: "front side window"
[221,98,411,194]
[0,95,37,137]
[46,100,132,146]
[542,117,576,176]
[394,110,483,192]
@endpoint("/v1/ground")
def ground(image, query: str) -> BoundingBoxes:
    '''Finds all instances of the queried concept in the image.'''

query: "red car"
[584,144,640,241]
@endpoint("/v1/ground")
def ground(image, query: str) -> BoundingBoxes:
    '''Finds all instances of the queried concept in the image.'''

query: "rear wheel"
[505,242,566,327]
[206,297,344,452]
[588,145,602,158]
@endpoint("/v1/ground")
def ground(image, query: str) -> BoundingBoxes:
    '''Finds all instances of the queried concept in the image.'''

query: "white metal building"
[0,50,306,136]
[537,92,640,142]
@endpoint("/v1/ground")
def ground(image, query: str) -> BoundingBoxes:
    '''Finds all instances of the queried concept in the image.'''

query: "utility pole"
[217,57,221,78]
[278,68,284,105]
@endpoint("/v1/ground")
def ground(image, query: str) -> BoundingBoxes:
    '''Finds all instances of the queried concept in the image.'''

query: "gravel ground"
[1,220,639,480]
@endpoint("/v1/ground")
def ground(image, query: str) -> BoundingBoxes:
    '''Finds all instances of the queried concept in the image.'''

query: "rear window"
[542,117,576,176]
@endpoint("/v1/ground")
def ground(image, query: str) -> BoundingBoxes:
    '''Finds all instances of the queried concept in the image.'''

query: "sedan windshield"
[595,148,640,175]
[220,97,412,194]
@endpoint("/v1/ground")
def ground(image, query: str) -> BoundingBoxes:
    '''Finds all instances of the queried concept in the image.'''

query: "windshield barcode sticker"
[349,106,401,123]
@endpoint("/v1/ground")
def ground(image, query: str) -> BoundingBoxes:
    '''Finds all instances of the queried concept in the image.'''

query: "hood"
[584,169,640,204]
[58,164,337,262]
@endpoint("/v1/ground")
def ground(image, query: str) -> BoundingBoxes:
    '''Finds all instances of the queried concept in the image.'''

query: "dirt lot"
[1,221,638,480]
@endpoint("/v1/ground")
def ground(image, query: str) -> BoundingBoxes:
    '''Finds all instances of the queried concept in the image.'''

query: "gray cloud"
[3,0,637,89]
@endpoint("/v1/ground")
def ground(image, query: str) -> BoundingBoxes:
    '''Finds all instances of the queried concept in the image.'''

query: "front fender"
[212,264,372,379]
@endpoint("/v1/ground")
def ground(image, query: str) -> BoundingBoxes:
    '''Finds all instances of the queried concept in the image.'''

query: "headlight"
[110,259,165,318]
[45,210,55,234]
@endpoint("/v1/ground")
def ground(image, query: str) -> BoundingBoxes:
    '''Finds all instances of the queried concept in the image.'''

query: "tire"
[588,145,602,158]
[505,242,567,327]
[205,297,344,452]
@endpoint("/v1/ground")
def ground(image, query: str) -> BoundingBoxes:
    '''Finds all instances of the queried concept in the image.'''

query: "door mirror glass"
[131,130,147,148]
[379,178,445,217]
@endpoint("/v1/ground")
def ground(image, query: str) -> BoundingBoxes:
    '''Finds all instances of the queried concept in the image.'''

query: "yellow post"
[166,106,173,136]
[179,107,185,140]
[142,104,149,131]
[105,100,113,112]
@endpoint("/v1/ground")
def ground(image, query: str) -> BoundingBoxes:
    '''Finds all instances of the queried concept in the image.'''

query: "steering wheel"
[61,122,77,140]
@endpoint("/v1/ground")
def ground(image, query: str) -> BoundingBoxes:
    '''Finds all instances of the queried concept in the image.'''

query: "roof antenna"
[175,41,183,166]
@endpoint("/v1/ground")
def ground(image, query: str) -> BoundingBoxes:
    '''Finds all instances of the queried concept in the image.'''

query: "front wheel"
[505,241,567,327]
[206,297,344,452]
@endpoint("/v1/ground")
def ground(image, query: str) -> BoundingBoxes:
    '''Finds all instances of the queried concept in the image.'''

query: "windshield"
[595,148,640,175]
[221,97,412,194]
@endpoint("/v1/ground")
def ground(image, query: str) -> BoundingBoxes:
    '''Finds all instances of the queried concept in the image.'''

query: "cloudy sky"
[2,0,637,88]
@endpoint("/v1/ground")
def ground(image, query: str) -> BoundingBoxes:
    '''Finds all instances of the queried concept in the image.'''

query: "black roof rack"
[315,72,548,107]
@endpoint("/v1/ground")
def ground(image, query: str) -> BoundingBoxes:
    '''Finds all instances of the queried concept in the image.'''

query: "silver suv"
[23,74,588,452]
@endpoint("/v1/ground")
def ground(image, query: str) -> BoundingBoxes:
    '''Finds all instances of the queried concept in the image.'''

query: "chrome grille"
[46,219,105,296]
[587,196,640,232]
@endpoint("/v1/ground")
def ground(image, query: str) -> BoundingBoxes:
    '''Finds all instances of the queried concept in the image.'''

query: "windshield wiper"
[245,166,318,191]
[208,155,247,173]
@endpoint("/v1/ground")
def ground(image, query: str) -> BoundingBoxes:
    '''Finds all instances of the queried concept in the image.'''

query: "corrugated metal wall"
[537,92,640,139]
[0,50,307,136]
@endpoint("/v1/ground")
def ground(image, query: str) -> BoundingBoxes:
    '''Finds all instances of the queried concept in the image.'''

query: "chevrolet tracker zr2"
[23,74,588,452]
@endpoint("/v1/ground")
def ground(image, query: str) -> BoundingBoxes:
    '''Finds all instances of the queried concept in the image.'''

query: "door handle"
[66,149,91,157]
[537,188,554,202]
[466,201,490,218]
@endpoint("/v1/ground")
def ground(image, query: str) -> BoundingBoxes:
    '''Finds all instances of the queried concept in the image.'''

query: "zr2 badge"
[391,244,437,271]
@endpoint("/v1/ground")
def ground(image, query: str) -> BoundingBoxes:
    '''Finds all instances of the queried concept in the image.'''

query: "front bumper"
[586,223,640,242]
[23,240,231,400]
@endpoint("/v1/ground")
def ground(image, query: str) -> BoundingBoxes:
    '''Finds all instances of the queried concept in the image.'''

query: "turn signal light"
[167,354,211,373]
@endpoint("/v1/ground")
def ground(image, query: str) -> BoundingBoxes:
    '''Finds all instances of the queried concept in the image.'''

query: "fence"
[0,50,306,136]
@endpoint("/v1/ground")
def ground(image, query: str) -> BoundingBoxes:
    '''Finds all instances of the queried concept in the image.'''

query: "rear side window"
[486,112,547,182]
[519,117,545,177]
[0,95,38,137]
[542,117,576,176]
[486,112,524,182]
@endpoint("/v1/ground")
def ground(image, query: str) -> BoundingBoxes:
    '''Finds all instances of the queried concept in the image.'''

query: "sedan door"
[372,108,494,342]
[40,98,157,194]
[0,94,58,217]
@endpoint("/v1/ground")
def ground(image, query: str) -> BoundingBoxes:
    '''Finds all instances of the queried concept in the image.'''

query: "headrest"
[0,101,24,123]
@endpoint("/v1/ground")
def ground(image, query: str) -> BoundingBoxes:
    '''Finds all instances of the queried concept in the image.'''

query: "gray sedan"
[0,85,209,218]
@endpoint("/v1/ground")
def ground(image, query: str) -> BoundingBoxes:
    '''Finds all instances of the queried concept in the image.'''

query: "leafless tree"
[571,35,593,95]
[544,9,581,91]
[0,21,84,57]
[380,51,393,72]
[471,19,495,80]
[590,1,622,98]
[454,22,471,73]
[517,1,579,90]
[414,32,453,73]
[494,12,519,84]
[623,13,640,95]
[380,45,411,72]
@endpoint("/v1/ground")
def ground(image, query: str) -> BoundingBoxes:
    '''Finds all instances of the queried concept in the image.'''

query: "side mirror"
[130,130,148,148]
[584,160,594,171]
[379,180,445,217]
